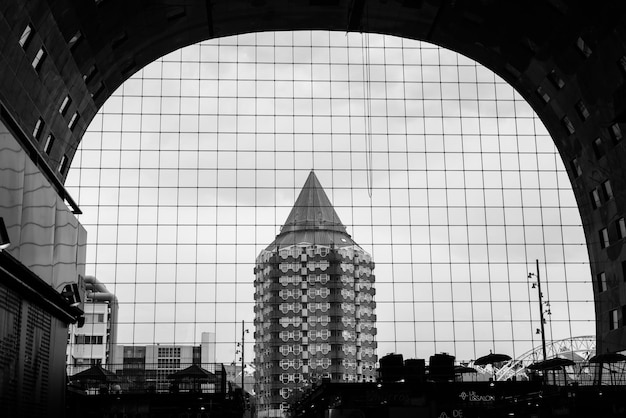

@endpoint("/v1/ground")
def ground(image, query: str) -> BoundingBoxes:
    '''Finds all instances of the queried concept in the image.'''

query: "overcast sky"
[66,31,594,365]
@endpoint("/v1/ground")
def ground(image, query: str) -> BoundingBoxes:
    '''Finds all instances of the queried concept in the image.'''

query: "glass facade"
[65,32,594,375]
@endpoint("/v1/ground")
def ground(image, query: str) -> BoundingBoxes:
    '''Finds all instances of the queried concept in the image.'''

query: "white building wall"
[67,301,110,376]
[201,332,216,366]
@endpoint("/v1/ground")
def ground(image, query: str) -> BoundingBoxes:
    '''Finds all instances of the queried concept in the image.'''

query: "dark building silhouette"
[253,171,377,416]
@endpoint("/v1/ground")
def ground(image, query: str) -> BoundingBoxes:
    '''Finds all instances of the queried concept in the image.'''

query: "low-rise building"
[66,276,118,377]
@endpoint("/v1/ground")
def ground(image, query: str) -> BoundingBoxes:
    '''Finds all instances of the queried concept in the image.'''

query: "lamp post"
[241,320,245,395]
[528,259,548,362]
[238,320,249,406]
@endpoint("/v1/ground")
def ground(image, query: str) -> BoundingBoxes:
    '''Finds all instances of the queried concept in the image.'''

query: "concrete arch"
[2,0,626,353]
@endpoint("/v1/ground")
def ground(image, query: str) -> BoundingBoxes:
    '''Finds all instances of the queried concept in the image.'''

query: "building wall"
[111,343,225,393]
[201,331,216,366]
[66,300,111,376]
[0,118,85,417]
[0,281,67,417]
[0,120,87,291]
[254,243,377,416]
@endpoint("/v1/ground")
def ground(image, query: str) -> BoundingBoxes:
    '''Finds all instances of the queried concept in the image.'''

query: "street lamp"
[236,320,250,404]
[528,259,550,362]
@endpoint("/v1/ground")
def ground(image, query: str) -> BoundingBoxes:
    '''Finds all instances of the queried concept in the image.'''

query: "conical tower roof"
[267,171,356,249]
[281,171,347,234]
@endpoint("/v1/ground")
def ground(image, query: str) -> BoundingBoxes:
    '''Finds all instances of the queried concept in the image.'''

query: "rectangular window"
[83,65,97,83]
[548,70,565,89]
[590,189,602,209]
[68,30,82,50]
[618,218,626,240]
[598,272,607,292]
[59,95,72,115]
[536,86,550,103]
[592,137,604,158]
[562,116,575,134]
[576,37,593,58]
[611,123,623,142]
[91,82,105,99]
[600,228,610,249]
[43,134,54,155]
[33,117,44,140]
[68,112,80,131]
[570,158,582,178]
[19,24,33,48]
[74,335,103,344]
[32,47,46,71]
[610,309,619,330]
[576,100,590,120]
[59,154,69,175]
[602,180,614,200]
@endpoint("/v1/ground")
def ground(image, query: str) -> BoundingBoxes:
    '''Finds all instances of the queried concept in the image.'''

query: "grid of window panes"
[65,31,594,366]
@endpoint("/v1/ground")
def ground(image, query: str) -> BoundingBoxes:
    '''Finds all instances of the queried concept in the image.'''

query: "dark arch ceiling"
[3,0,626,351]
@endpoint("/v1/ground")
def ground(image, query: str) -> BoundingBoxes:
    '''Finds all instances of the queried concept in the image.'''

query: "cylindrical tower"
[253,171,377,417]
